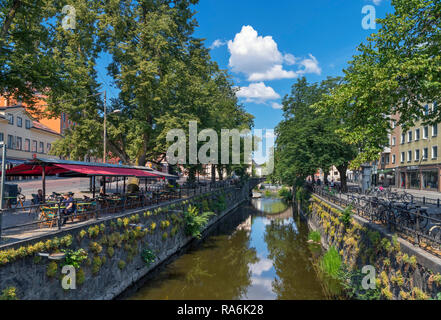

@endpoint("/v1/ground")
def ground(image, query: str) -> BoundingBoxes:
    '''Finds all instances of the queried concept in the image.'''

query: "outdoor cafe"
[1,158,179,230]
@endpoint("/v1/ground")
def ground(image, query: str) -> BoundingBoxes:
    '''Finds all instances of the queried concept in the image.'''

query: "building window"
[25,119,31,129]
[401,152,405,163]
[415,149,420,161]
[408,131,412,142]
[0,133,3,142]
[392,137,396,146]
[7,135,14,149]
[415,129,420,141]
[16,137,22,150]
[47,143,51,153]
[424,104,429,116]
[401,133,405,144]
[31,140,37,153]
[392,154,396,164]
[7,114,13,125]
[423,148,429,160]
[433,124,438,137]
[24,139,30,152]
[17,117,22,127]
[39,142,44,154]
[385,155,390,164]
[407,151,412,162]
[423,171,438,189]
[409,171,421,189]
[423,126,429,139]
[432,146,438,159]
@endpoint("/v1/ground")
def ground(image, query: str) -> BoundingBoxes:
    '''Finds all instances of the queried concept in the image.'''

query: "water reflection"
[128,198,336,300]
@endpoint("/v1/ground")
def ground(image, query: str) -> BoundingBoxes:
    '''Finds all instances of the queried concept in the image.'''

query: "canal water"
[127,197,340,300]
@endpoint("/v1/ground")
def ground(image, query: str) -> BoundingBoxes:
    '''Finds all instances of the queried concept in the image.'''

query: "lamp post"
[0,141,6,241]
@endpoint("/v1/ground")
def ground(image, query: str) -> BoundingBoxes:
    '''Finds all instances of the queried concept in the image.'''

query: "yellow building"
[396,102,441,192]
[0,106,61,167]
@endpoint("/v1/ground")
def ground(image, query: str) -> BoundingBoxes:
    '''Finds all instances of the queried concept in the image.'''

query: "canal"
[126,197,342,300]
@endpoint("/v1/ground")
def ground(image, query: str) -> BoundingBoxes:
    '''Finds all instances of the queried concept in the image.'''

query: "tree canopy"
[274,77,357,190]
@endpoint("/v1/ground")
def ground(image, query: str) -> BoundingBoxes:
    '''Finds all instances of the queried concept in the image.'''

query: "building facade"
[0,106,62,165]
[379,103,441,192]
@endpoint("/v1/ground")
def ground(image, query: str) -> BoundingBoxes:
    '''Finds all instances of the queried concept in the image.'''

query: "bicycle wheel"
[429,225,441,244]
[417,210,430,230]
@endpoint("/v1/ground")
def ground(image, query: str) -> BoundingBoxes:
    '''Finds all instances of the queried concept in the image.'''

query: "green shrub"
[46,261,58,278]
[118,260,126,270]
[183,205,214,239]
[91,256,102,275]
[308,231,321,243]
[62,248,88,269]
[278,187,292,202]
[0,287,17,300]
[339,205,353,228]
[320,246,342,279]
[141,249,156,266]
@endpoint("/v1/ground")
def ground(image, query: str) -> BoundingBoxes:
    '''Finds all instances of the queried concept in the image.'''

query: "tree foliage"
[274,77,357,190]
[317,0,441,167]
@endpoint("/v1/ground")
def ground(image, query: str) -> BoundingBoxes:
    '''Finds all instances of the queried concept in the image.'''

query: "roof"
[31,121,61,136]
[6,157,179,179]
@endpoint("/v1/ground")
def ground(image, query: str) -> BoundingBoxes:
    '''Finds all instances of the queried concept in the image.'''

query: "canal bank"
[124,197,345,300]
[0,180,260,300]
[298,190,441,300]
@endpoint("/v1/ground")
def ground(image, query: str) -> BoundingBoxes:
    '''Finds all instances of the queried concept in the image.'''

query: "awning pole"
[92,176,96,198]
[42,164,46,202]
[103,176,106,195]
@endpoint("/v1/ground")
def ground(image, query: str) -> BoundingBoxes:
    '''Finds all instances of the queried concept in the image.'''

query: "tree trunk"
[323,170,329,185]
[1,0,21,40]
[337,164,348,193]
[211,164,216,183]
[217,166,224,181]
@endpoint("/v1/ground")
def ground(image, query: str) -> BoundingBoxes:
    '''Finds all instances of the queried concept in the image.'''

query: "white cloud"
[210,39,226,49]
[227,25,321,81]
[271,102,283,110]
[227,26,297,81]
[283,53,297,65]
[249,258,273,276]
[372,0,382,5]
[236,82,280,103]
[248,65,297,81]
[297,54,322,75]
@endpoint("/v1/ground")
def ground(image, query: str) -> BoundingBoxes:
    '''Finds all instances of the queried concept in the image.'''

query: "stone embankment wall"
[302,194,441,300]
[0,183,250,300]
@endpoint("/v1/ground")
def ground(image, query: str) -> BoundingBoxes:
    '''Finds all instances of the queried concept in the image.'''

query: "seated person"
[32,189,44,205]
[61,193,76,225]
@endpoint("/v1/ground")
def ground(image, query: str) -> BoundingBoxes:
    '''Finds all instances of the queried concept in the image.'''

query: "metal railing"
[0,178,255,244]
[312,185,441,256]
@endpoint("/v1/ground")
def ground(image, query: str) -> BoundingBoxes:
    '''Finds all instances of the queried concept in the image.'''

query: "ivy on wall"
[309,195,441,300]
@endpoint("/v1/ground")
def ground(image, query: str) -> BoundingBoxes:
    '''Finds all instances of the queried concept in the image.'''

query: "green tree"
[274,77,357,191]
[319,0,441,167]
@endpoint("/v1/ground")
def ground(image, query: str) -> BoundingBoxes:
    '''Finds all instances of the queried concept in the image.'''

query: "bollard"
[57,201,62,230]
[438,199,440,208]
[415,208,420,247]
[423,197,426,205]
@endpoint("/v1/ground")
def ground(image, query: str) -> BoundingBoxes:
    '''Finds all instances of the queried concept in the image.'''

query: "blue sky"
[97,0,394,164]
[192,0,393,133]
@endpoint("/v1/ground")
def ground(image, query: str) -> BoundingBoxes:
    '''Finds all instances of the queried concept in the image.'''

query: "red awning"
[52,164,158,178]
[5,164,68,176]
[5,163,159,178]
